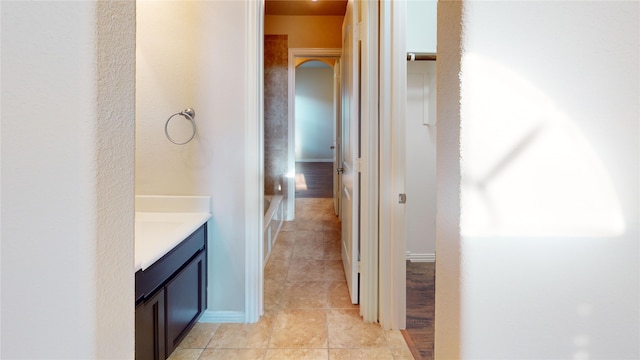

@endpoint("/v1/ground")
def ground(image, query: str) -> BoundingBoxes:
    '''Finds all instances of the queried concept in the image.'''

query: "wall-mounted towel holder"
[165,108,197,145]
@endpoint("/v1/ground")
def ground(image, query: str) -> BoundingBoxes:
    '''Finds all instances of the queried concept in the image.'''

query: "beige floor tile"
[319,212,340,223]
[323,241,341,260]
[176,322,220,349]
[167,348,203,360]
[175,198,414,360]
[383,329,410,349]
[327,281,358,309]
[275,230,296,244]
[323,229,341,242]
[264,278,286,310]
[324,260,346,281]
[265,257,290,281]
[327,309,388,349]
[269,241,294,262]
[280,221,296,231]
[280,281,329,309]
[384,331,414,360]
[293,218,325,231]
[265,348,329,360]
[269,309,327,348]
[294,229,324,242]
[199,348,266,360]
[287,259,325,282]
[321,219,341,231]
[328,348,394,360]
[292,237,326,260]
[389,346,416,360]
[207,313,275,349]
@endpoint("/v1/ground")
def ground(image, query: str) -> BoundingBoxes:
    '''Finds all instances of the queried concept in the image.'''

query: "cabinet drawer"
[136,225,206,303]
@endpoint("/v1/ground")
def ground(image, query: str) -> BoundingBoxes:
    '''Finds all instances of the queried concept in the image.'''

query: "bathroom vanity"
[134,196,211,360]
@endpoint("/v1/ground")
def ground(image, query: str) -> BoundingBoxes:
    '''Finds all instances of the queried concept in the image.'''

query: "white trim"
[199,311,246,323]
[359,0,380,324]
[295,158,333,163]
[378,0,407,330]
[406,252,436,263]
[244,0,264,323]
[287,48,342,222]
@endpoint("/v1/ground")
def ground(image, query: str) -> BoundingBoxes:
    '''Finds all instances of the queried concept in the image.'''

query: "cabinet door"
[165,252,206,355]
[135,288,166,360]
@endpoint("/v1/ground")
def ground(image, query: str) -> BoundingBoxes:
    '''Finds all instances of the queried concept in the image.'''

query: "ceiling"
[265,0,348,16]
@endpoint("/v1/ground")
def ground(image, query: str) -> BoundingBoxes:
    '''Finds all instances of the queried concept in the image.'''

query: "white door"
[340,0,360,304]
[333,60,342,216]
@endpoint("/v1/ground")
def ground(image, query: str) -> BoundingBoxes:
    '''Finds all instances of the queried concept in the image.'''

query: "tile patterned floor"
[169,198,414,360]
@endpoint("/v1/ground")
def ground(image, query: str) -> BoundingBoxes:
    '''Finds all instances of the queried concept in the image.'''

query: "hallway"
[168,198,414,360]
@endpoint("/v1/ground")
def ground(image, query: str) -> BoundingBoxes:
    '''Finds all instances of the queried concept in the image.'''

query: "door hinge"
[399,193,407,204]
[355,158,363,173]
[357,261,361,273]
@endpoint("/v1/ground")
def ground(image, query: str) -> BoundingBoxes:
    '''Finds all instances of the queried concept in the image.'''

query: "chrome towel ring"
[164,108,197,145]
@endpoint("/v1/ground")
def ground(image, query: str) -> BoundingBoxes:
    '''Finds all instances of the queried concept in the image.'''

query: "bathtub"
[264,195,284,262]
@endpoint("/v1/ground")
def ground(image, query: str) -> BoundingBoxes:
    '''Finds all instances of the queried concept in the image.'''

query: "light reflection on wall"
[460,54,625,237]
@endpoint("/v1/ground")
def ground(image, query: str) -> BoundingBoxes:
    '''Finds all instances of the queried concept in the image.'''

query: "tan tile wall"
[264,35,288,210]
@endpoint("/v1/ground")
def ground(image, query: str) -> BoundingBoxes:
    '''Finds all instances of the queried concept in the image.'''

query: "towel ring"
[165,108,197,145]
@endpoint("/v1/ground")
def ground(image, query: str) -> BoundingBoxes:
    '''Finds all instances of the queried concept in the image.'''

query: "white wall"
[406,0,436,54]
[405,61,437,261]
[436,1,639,358]
[295,64,334,162]
[1,1,135,358]
[136,1,254,319]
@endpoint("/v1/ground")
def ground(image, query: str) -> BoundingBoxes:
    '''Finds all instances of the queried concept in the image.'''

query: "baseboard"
[405,252,435,262]
[296,159,333,163]
[198,310,246,323]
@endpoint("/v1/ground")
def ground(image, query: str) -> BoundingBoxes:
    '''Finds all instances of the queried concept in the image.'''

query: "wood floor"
[295,162,333,198]
[295,162,435,360]
[403,261,435,360]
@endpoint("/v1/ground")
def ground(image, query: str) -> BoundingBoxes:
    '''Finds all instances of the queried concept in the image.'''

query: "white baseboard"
[199,310,246,323]
[405,252,435,262]
[296,159,333,163]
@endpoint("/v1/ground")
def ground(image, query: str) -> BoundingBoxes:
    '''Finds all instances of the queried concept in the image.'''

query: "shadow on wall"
[460,53,625,238]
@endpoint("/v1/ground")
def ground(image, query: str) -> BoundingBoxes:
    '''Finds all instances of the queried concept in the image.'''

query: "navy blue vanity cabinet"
[135,224,207,360]
[135,288,165,360]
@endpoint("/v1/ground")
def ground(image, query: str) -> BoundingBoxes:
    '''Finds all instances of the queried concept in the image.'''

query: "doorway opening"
[294,60,336,200]
[286,49,342,220]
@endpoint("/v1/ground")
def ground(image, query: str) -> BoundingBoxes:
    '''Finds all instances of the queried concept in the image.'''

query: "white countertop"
[135,212,210,271]
[134,195,212,271]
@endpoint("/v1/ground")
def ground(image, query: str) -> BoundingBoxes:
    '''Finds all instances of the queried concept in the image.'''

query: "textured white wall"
[295,65,334,162]
[1,1,135,358]
[436,1,639,358]
[136,1,249,314]
[405,61,437,259]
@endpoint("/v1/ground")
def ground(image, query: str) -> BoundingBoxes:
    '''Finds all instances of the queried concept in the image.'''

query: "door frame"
[286,48,342,221]
[378,0,407,329]
[248,0,380,325]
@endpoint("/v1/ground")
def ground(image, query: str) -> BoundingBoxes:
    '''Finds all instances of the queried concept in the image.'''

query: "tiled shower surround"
[264,35,289,212]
